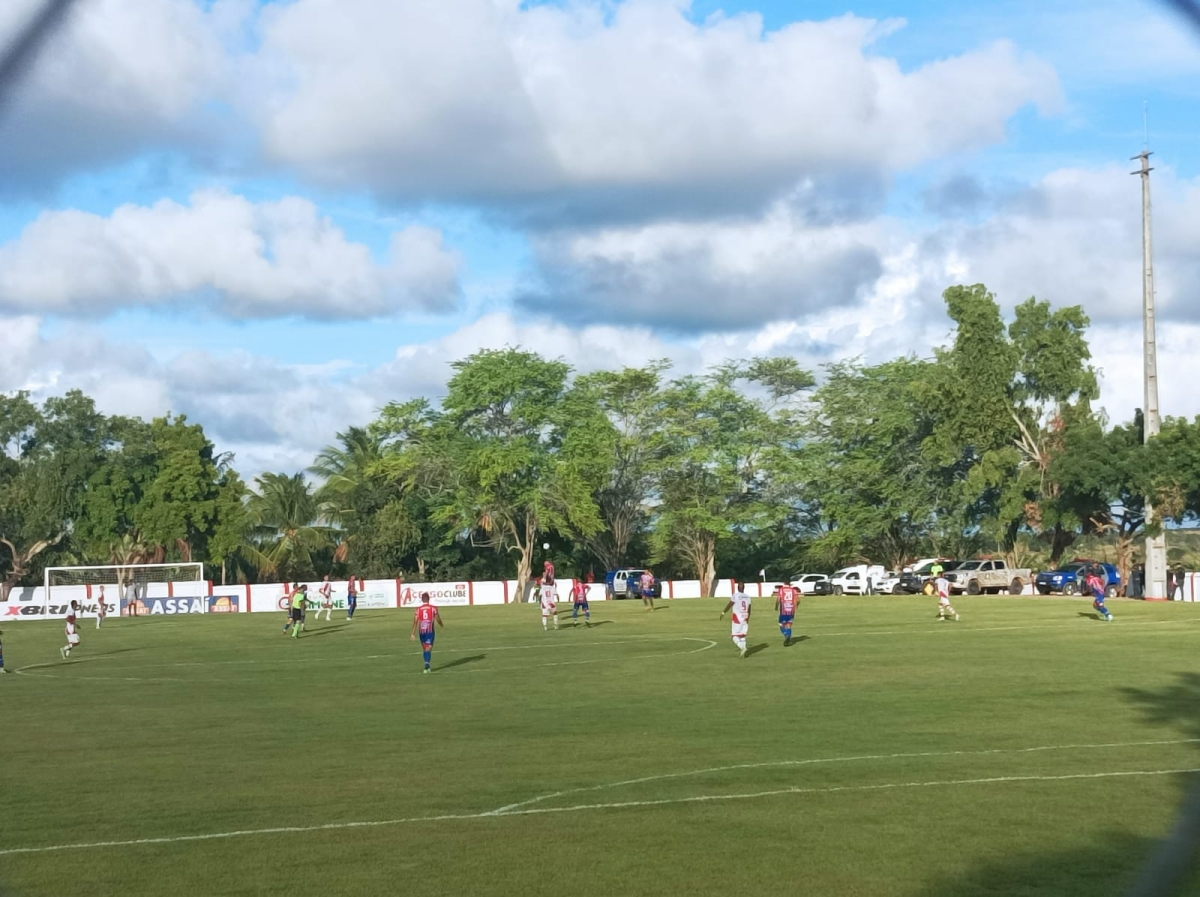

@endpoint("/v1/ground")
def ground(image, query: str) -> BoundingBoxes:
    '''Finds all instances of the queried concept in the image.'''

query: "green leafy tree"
[74,413,248,579]
[405,349,602,598]
[0,391,113,596]
[803,357,938,570]
[651,358,811,597]
[1052,415,1149,586]
[924,286,1100,564]
[562,363,668,572]
[1001,298,1099,563]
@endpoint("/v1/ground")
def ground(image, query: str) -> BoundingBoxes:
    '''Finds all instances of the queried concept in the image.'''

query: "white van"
[830,564,887,595]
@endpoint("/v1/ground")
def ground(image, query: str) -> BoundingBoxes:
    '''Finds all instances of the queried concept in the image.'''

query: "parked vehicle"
[899,560,961,594]
[876,571,923,594]
[790,573,831,595]
[1035,561,1121,598]
[605,568,660,599]
[829,564,887,596]
[943,559,1032,595]
[904,558,945,573]
[808,578,834,596]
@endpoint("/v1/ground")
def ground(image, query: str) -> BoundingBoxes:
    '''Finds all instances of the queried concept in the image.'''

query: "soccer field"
[3,596,1199,897]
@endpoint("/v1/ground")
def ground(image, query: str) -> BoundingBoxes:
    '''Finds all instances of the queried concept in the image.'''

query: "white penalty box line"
[2,739,1198,857]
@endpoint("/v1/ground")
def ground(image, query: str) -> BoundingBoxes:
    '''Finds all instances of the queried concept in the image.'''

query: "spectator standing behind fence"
[1175,565,1186,600]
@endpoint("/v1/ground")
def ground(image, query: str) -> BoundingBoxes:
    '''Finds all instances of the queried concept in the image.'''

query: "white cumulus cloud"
[247,0,1061,214]
[0,191,461,319]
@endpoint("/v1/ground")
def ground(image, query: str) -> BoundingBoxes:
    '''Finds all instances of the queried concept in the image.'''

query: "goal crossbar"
[43,563,206,613]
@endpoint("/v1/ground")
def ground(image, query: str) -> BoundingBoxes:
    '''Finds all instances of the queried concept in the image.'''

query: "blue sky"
[1,0,1198,475]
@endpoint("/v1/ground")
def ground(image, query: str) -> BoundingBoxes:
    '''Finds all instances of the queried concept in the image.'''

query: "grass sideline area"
[2,596,1199,897]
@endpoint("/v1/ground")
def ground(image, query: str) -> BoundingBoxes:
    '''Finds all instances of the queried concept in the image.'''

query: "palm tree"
[245,472,332,582]
[310,427,384,524]
[310,426,394,566]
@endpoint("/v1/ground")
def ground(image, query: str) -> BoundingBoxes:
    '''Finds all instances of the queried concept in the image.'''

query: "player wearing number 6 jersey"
[720,584,752,658]
[774,584,798,645]
[410,593,443,673]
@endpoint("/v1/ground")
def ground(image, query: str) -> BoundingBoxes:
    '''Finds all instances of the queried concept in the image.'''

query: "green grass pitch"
[3,596,1199,897]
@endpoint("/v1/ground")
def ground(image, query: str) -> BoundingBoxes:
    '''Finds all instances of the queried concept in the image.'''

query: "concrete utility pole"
[1132,148,1168,599]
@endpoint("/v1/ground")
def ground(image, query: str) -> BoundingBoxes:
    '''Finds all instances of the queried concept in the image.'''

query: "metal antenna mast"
[1131,143,1168,599]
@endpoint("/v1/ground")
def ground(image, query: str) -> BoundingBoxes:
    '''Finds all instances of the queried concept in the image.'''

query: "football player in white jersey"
[317,575,334,622]
[540,580,559,631]
[720,582,752,658]
[61,601,81,659]
[934,575,959,621]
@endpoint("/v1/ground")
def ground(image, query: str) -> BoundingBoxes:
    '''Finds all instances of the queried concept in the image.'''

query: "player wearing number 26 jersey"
[409,593,443,674]
[774,585,798,646]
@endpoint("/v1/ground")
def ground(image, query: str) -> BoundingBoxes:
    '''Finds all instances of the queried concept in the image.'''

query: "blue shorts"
[778,614,794,625]
[574,600,589,611]
[641,591,654,599]
[419,631,434,647]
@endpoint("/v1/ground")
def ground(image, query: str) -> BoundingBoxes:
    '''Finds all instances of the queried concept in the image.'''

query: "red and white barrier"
[12,572,1159,619]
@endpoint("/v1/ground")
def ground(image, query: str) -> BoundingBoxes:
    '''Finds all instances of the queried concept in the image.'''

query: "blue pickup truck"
[1035,561,1121,598]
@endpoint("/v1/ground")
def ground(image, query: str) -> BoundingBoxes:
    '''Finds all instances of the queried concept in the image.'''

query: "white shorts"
[731,622,748,639]
[541,602,556,616]
[67,632,81,646]
[938,595,951,605]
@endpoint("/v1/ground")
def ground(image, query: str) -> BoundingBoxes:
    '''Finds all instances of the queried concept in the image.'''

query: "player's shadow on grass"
[440,654,486,670]
[581,620,613,627]
[786,635,812,646]
[745,643,769,657]
[1122,671,1200,744]
[1076,611,1104,621]
[305,625,350,638]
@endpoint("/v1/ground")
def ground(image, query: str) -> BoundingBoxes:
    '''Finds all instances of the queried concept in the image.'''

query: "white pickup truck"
[943,559,1031,595]
[829,564,887,595]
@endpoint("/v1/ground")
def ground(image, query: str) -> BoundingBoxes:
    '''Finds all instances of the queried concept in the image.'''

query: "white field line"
[494,767,1200,818]
[486,737,1200,814]
[12,638,718,682]
[2,765,1195,858]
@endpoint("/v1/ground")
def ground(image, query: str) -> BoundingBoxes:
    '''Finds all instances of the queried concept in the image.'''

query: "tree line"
[2,284,1199,598]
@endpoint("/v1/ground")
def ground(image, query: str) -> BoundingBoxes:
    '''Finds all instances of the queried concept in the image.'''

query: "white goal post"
[43,563,206,615]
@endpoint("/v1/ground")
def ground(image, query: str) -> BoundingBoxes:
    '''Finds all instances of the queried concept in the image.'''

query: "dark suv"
[899,560,962,593]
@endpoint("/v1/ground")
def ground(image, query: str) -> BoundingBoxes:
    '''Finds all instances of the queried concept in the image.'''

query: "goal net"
[43,563,206,616]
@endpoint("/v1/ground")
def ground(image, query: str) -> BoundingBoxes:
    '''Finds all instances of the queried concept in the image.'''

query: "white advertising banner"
[400,582,471,607]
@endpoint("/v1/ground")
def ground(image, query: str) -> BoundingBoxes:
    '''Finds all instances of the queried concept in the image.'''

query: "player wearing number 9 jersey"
[774,585,798,645]
[720,584,752,658]
[409,593,443,674]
